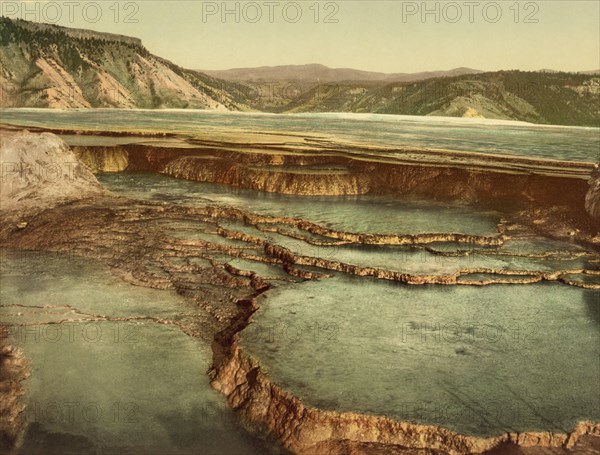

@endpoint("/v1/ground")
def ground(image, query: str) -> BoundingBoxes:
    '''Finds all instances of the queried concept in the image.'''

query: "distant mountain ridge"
[201,64,484,83]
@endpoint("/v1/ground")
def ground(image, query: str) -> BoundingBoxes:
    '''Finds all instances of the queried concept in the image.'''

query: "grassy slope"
[279,71,600,127]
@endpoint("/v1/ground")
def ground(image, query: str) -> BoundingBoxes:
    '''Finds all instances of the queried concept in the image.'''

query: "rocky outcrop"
[0,132,106,216]
[585,165,600,222]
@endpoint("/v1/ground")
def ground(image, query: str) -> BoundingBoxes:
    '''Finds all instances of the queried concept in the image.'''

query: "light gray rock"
[0,131,106,214]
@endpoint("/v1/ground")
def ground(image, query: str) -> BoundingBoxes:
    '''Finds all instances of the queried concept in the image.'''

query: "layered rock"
[161,154,588,203]
[585,165,600,222]
[67,140,591,210]
[163,156,371,196]
[72,146,129,173]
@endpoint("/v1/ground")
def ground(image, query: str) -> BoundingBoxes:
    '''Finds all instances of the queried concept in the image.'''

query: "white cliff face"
[586,165,600,222]
[0,131,105,214]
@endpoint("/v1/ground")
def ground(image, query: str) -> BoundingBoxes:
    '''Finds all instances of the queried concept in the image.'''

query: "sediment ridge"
[7,122,580,209]
[3,195,599,454]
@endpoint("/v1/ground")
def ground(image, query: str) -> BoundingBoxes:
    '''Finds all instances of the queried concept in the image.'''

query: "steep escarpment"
[73,142,593,209]
[163,156,371,196]
[72,146,129,172]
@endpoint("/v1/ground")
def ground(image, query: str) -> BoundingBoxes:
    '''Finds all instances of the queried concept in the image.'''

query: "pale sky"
[4,0,600,73]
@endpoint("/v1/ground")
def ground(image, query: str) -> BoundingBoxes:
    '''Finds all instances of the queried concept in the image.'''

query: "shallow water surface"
[241,276,600,436]
[2,109,599,162]
[4,161,598,447]
[98,172,502,235]
[0,250,281,455]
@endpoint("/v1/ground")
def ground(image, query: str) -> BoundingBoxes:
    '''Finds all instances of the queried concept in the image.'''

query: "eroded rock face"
[0,132,106,214]
[585,165,600,222]
[72,142,592,208]
[0,327,28,454]
[72,146,129,173]
[163,156,371,196]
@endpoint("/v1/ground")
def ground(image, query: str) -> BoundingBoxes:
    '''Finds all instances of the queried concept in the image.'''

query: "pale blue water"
[98,172,502,235]
[98,170,600,437]
[1,109,598,162]
[0,250,283,455]
[99,173,599,277]
[95,168,600,438]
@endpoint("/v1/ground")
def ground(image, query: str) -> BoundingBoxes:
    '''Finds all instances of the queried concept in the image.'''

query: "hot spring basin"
[241,276,600,436]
